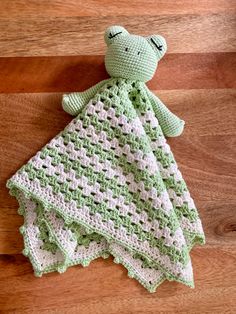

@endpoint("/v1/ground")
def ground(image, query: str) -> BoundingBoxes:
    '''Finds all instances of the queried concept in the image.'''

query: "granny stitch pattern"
[7,26,205,292]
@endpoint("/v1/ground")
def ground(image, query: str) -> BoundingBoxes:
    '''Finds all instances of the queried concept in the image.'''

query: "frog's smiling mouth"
[108,31,122,39]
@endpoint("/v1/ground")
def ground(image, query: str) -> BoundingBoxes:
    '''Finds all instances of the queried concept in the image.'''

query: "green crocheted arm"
[62,79,110,116]
[147,89,185,137]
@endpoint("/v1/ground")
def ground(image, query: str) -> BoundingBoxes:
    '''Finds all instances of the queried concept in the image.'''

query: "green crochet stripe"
[174,204,200,222]
[9,183,175,293]
[21,165,189,265]
[163,176,187,194]
[36,204,58,254]
[141,121,201,223]
[68,221,104,247]
[37,202,104,253]
[36,146,181,231]
[96,97,137,121]
[41,135,201,230]
[62,127,200,225]
[8,180,196,289]
[128,92,153,114]
[73,115,151,154]
[91,81,144,122]
[130,86,201,222]
[153,148,175,168]
[143,123,166,141]
[47,135,167,193]
[183,230,205,249]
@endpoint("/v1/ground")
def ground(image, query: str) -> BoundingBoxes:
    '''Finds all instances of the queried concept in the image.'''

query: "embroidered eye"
[150,38,163,51]
[108,31,122,39]
[125,47,128,52]
[137,51,141,55]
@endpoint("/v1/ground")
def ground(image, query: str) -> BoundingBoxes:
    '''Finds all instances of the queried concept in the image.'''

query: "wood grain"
[0,248,236,313]
[0,53,235,93]
[0,1,236,312]
[1,14,236,56]
[1,0,235,16]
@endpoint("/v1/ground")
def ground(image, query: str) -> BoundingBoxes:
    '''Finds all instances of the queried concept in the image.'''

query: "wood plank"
[1,0,235,16]
[1,1,235,312]
[0,247,236,313]
[0,89,235,254]
[0,14,235,56]
[0,53,235,93]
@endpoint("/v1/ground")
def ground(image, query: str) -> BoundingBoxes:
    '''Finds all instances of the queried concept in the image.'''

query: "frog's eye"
[108,31,122,39]
[146,35,167,60]
[125,47,128,52]
[151,38,163,51]
[104,25,129,46]
[137,51,141,55]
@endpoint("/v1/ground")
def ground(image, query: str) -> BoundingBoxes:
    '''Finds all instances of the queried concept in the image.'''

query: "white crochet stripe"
[157,160,183,182]
[29,157,185,247]
[45,209,109,261]
[61,118,177,216]
[46,211,185,282]
[23,192,183,287]
[168,188,195,210]
[43,210,77,258]
[139,110,160,128]
[85,100,145,137]
[72,238,108,260]
[32,153,172,216]
[109,242,165,288]
[138,112,204,237]
[18,191,65,270]
[22,188,191,282]
[43,137,173,214]
[181,217,204,235]
[74,105,203,238]
[65,121,159,175]
[20,191,109,272]
[169,189,204,235]
[11,172,193,283]
[140,110,171,154]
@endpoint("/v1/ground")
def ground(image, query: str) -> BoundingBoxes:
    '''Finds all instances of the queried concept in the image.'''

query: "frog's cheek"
[104,25,129,46]
[146,35,167,61]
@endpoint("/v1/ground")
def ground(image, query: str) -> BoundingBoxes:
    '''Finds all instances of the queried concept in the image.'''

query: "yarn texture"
[7,25,205,293]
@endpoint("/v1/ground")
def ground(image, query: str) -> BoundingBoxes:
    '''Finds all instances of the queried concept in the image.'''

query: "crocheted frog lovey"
[7,25,205,293]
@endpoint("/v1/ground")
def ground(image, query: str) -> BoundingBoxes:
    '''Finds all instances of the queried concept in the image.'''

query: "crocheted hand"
[62,80,109,116]
[62,25,185,136]
[147,90,185,137]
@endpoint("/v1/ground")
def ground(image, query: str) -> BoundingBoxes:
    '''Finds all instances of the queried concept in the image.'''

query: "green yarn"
[7,25,205,293]
[104,26,166,82]
[62,79,110,116]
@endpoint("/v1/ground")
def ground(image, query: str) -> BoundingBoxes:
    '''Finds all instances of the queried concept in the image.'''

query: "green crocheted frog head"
[63,26,184,137]
[104,25,167,82]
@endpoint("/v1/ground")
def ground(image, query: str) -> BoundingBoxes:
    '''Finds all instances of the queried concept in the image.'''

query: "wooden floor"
[0,1,236,313]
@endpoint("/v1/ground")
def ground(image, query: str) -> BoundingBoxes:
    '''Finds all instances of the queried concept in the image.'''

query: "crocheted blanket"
[7,78,205,292]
